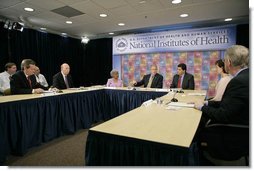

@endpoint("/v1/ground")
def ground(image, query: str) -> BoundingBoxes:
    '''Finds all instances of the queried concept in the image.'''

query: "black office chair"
[199,119,249,166]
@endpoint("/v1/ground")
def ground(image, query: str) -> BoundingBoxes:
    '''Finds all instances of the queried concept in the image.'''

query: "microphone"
[171,91,178,102]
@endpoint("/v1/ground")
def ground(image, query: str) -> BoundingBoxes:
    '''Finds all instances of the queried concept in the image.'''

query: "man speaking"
[132,65,163,88]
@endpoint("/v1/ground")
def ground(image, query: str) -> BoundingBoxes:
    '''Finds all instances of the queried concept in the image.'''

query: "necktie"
[27,77,32,88]
[177,75,182,88]
[147,75,154,88]
[64,76,70,88]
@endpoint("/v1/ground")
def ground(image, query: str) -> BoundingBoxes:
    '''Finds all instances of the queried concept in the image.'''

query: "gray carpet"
[6,129,88,166]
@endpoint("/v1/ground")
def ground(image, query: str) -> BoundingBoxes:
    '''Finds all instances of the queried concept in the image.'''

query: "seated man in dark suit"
[194,45,249,165]
[10,59,47,94]
[53,63,74,89]
[170,63,195,90]
[132,65,163,88]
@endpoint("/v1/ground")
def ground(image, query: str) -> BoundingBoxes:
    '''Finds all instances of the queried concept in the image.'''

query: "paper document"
[41,91,56,96]
[141,99,153,107]
[68,88,79,90]
[167,102,194,108]
[42,90,54,93]
[104,87,116,89]
[155,89,169,92]
[188,93,206,96]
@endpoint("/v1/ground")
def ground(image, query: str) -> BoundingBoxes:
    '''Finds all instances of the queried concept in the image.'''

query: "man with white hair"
[52,63,74,89]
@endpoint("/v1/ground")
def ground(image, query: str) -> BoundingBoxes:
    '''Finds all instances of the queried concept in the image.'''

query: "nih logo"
[116,38,128,52]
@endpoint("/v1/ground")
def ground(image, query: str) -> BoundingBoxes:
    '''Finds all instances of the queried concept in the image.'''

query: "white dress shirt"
[36,73,49,87]
[0,71,11,93]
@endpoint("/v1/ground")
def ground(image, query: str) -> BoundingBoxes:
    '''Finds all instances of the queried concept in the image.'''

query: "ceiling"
[0,0,249,40]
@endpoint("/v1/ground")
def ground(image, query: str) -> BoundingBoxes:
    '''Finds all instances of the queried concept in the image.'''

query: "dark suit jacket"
[201,68,249,125]
[10,71,47,94]
[52,72,74,90]
[135,73,163,88]
[170,72,195,90]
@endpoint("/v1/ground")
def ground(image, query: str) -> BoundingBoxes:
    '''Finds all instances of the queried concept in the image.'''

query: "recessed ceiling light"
[40,27,46,30]
[118,23,125,26]
[180,13,188,18]
[139,0,146,3]
[224,18,232,21]
[24,7,34,12]
[61,33,67,35]
[66,21,72,24]
[100,14,107,17]
[109,32,114,35]
[172,0,181,4]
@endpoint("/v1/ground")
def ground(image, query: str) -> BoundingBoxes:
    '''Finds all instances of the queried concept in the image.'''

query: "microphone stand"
[171,91,178,102]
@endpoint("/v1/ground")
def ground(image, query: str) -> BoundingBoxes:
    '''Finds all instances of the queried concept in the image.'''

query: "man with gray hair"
[10,59,46,94]
[194,45,249,165]
[195,45,249,124]
[132,64,163,88]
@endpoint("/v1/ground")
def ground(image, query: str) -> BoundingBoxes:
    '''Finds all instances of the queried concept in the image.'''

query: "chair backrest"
[201,120,249,161]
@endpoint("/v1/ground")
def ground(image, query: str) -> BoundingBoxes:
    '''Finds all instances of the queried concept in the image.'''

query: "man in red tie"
[10,59,46,94]
[170,63,195,90]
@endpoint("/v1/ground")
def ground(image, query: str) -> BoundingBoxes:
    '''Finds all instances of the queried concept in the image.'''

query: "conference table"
[0,86,168,165]
[85,89,206,166]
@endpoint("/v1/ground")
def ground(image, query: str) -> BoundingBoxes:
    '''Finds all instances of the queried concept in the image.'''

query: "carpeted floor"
[5,129,88,166]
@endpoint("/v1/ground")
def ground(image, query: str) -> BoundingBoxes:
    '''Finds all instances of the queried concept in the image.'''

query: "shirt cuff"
[32,89,35,94]
[198,105,203,111]
[204,101,208,106]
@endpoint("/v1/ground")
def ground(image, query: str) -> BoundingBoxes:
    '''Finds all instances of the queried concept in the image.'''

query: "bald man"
[52,63,74,89]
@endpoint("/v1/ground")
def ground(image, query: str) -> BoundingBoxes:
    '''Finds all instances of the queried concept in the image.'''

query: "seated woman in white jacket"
[210,59,232,101]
